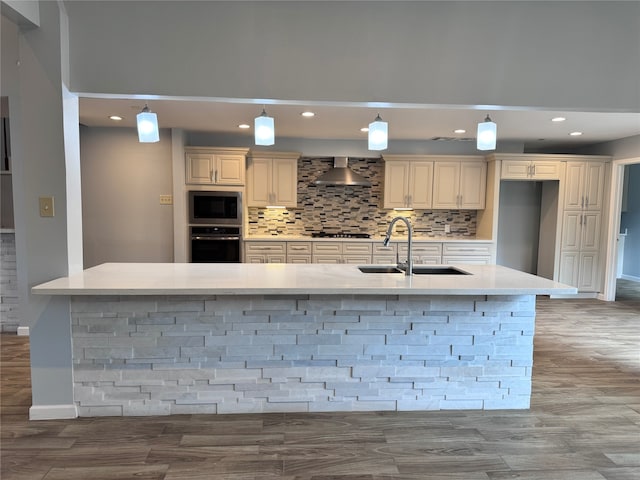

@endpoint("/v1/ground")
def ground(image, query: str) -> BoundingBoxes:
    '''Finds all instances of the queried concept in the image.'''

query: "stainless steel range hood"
[313,157,371,186]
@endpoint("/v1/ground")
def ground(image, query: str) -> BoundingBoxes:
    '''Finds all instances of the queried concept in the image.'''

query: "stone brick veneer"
[71,294,536,416]
[0,232,19,333]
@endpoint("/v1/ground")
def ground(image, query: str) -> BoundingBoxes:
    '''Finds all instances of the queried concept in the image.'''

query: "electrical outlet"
[159,195,173,205]
[444,224,451,233]
[39,196,55,217]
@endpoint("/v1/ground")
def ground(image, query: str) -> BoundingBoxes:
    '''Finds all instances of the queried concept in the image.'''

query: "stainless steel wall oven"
[190,226,241,263]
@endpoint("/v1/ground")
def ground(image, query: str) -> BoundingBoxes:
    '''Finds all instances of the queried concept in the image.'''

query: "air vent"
[430,136,474,142]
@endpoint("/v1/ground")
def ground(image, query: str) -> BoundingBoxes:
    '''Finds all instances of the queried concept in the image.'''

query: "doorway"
[604,157,640,302]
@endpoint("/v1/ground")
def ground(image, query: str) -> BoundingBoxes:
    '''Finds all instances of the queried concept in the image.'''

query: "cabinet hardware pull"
[532,164,536,176]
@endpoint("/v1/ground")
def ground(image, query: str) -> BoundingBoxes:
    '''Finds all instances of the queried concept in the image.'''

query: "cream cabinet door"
[459,162,486,209]
[247,155,298,208]
[561,211,601,250]
[433,161,485,209]
[246,157,272,206]
[564,161,605,211]
[559,251,579,286]
[501,160,560,180]
[409,162,433,209]
[272,158,297,206]
[583,162,605,211]
[432,162,460,209]
[216,155,245,185]
[186,153,215,184]
[578,251,600,291]
[383,162,411,208]
[383,161,433,209]
[186,148,247,185]
[530,161,561,180]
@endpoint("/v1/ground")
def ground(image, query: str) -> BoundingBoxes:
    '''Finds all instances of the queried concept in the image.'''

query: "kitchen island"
[32,263,575,418]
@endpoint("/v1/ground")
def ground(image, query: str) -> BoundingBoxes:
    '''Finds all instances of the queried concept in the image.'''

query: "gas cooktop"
[311,232,371,239]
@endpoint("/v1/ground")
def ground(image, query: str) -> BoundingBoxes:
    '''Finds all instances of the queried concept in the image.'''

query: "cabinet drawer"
[287,242,312,255]
[245,242,286,254]
[399,243,442,255]
[373,243,397,255]
[312,242,342,255]
[443,243,493,255]
[343,242,372,255]
[442,255,491,265]
[343,255,373,264]
[288,255,312,264]
[372,255,397,264]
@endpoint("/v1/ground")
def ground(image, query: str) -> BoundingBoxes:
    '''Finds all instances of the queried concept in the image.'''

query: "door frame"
[603,156,640,301]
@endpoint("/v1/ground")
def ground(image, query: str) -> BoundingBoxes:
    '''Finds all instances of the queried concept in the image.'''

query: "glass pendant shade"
[136,105,159,143]
[368,115,388,151]
[476,115,497,151]
[255,109,275,146]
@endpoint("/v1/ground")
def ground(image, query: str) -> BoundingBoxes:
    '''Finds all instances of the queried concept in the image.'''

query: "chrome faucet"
[383,216,413,276]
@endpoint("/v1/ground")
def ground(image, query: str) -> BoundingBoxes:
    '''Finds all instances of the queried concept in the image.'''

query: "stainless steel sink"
[358,265,470,275]
[411,266,470,275]
[358,266,404,274]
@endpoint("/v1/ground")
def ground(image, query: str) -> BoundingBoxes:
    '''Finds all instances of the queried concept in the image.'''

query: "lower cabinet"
[245,240,495,265]
[399,243,442,264]
[372,244,397,264]
[442,242,493,265]
[244,241,286,263]
[559,251,600,291]
[286,242,312,264]
[312,242,373,264]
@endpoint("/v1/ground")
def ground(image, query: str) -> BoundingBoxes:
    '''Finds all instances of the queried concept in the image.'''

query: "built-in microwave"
[189,191,242,225]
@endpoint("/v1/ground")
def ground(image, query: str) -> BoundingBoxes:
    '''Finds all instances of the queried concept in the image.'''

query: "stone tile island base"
[71,294,535,417]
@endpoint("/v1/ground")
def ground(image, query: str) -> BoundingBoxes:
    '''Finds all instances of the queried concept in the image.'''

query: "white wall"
[497,181,542,274]
[80,127,174,267]
[2,3,76,415]
[65,1,640,113]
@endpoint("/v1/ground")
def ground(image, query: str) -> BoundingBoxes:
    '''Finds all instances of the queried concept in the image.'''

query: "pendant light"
[368,114,388,151]
[476,115,497,151]
[136,104,159,143]
[254,108,275,146]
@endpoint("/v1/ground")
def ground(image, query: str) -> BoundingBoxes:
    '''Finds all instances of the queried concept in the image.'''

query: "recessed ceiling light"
[360,127,369,132]
[551,117,566,122]
[301,111,315,118]
[238,124,250,129]
[453,129,466,134]
[109,115,123,121]
[569,131,583,136]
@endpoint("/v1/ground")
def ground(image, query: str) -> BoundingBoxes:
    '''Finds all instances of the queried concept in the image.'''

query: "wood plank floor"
[1,294,639,480]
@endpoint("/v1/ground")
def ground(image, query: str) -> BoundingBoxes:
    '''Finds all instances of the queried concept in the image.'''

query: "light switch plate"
[159,195,173,205]
[39,196,55,217]
[444,224,451,233]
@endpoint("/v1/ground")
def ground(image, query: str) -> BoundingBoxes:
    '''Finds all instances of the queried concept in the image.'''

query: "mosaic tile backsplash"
[247,157,477,238]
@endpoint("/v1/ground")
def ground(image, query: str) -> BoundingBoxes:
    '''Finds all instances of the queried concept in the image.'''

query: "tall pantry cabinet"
[558,159,608,292]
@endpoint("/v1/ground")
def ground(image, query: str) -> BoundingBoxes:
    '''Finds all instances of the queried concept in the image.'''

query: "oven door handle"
[191,236,241,241]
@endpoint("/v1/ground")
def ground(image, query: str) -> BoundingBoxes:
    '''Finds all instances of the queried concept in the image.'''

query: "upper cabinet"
[185,147,248,185]
[247,152,300,208]
[382,156,433,209]
[501,159,561,180]
[563,161,605,211]
[432,158,486,209]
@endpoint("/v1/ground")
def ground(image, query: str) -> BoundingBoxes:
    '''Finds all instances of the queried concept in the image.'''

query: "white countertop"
[32,263,576,296]
[245,236,492,242]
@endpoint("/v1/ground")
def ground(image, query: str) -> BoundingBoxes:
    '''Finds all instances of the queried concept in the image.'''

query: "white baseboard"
[620,274,640,283]
[16,326,29,336]
[550,292,598,299]
[29,404,78,420]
